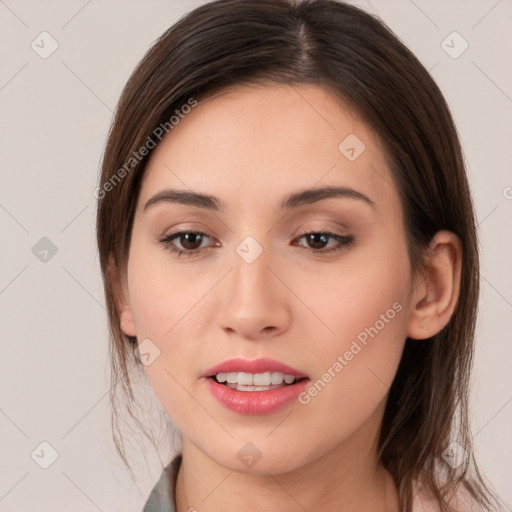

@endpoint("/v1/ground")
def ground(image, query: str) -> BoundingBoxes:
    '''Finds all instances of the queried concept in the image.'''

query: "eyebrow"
[143,185,375,212]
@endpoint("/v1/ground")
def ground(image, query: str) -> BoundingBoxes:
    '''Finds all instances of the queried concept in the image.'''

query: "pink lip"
[202,357,309,415]
[204,378,309,415]
[202,357,309,378]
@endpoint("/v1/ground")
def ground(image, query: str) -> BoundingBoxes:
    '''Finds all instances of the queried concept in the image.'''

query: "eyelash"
[158,230,354,258]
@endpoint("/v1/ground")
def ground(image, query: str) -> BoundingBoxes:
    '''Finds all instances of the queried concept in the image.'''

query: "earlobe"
[120,305,137,337]
[406,231,462,340]
[107,254,137,337]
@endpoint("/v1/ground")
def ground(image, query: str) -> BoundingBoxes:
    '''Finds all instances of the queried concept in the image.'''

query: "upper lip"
[202,357,309,379]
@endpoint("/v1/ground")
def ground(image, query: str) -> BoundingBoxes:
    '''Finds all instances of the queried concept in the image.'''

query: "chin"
[201,440,314,476]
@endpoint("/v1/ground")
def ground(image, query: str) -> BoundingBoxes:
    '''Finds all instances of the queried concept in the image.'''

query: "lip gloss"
[204,377,309,415]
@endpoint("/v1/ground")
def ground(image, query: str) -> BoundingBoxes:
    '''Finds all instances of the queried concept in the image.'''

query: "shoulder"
[142,454,182,512]
[412,481,486,512]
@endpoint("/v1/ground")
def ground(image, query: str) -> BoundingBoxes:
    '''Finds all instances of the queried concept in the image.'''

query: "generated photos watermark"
[94,97,198,200]
[298,301,403,405]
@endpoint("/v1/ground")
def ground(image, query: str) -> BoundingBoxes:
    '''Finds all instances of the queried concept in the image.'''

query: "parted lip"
[202,357,309,379]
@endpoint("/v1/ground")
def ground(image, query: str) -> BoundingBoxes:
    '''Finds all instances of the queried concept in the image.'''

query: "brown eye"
[179,232,204,250]
[295,232,354,253]
[159,230,217,257]
[305,233,330,250]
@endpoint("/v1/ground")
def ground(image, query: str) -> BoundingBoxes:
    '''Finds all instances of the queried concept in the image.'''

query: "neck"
[174,409,399,511]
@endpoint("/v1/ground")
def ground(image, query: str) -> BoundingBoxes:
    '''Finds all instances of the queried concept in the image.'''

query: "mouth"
[209,371,308,392]
[202,357,310,414]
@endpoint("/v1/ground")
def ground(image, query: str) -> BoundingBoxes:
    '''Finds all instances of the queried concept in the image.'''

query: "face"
[120,83,415,474]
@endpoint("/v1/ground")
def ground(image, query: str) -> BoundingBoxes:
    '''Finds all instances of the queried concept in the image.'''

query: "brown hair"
[96,1,502,510]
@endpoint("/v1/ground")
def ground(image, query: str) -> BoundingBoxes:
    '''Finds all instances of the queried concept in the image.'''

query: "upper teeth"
[216,372,296,386]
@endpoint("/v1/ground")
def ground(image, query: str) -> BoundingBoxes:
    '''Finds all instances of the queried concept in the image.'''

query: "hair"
[95,1,502,510]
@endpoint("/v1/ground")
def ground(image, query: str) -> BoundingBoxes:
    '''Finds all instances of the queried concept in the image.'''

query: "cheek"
[291,238,410,420]
[126,238,210,340]
[126,243,215,422]
[295,239,410,355]
[300,278,407,404]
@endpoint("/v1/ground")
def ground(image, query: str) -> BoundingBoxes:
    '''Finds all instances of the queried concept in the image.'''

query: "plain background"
[0,1,511,510]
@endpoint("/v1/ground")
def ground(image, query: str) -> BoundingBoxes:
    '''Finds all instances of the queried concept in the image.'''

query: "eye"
[293,231,354,253]
[159,230,354,258]
[159,230,218,257]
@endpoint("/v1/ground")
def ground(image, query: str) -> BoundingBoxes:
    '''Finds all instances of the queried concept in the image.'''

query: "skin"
[115,83,462,512]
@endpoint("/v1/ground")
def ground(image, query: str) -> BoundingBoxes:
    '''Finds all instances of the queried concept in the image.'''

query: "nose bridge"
[232,246,271,300]
[218,238,290,338]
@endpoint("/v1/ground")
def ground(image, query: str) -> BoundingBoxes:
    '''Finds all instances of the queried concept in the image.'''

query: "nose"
[217,248,292,340]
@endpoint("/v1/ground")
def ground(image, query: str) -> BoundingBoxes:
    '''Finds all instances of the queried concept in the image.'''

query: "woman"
[95,1,504,510]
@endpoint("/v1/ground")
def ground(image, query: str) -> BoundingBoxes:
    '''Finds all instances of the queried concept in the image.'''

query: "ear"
[406,230,462,340]
[107,254,137,337]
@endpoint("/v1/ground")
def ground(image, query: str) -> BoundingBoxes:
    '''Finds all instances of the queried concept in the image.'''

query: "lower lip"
[204,377,309,415]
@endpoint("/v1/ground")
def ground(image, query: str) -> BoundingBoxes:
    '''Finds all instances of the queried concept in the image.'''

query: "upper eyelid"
[160,229,351,248]
[162,216,352,235]
[161,230,216,244]
[161,227,349,238]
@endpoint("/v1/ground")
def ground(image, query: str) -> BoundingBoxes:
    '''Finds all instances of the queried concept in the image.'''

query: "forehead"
[138,83,398,215]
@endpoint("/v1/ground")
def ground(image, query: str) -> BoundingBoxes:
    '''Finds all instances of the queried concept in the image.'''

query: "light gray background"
[1,1,511,510]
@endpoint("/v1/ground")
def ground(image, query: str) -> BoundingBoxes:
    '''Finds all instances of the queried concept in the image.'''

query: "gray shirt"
[142,454,182,512]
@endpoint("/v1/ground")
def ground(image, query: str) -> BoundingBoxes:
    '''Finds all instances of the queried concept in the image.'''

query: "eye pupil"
[181,233,202,250]
[307,233,328,249]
